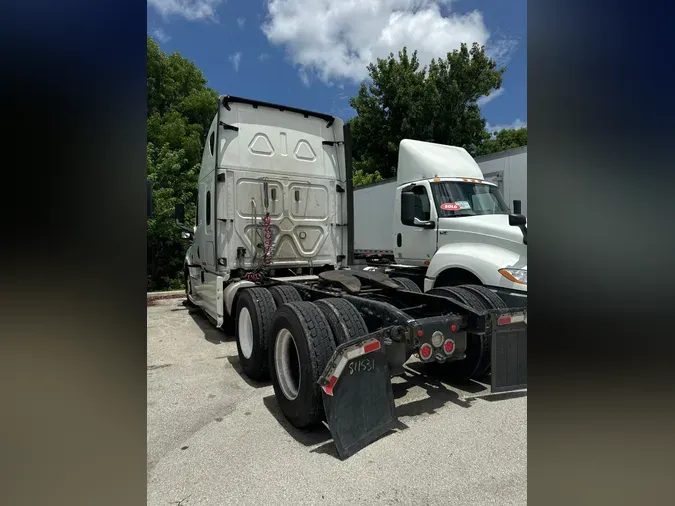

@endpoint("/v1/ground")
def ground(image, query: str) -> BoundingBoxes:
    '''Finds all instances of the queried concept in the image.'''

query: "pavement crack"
[148,364,173,371]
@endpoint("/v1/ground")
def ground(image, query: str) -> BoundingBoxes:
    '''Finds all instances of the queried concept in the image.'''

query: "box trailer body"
[477,146,527,218]
[353,179,398,260]
[171,96,527,459]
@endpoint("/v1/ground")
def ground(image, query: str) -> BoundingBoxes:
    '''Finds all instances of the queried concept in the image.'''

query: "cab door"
[393,182,438,266]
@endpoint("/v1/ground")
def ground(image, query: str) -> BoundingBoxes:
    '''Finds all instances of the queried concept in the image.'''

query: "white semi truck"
[353,140,527,308]
[170,95,527,459]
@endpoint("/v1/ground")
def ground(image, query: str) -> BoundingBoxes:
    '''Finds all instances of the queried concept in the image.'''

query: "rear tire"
[315,298,369,346]
[391,277,422,293]
[460,284,508,310]
[269,302,336,428]
[235,287,277,380]
[267,284,302,307]
[427,286,490,381]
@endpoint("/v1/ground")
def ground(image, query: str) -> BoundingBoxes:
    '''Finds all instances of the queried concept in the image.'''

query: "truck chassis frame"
[234,268,527,459]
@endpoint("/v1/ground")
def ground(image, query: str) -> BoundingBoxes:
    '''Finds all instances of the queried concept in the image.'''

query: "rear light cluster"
[417,324,457,361]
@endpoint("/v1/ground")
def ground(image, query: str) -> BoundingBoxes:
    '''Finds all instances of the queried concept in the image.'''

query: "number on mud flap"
[349,358,374,375]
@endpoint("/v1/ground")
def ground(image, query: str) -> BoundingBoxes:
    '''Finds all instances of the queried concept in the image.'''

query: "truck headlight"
[498,268,527,285]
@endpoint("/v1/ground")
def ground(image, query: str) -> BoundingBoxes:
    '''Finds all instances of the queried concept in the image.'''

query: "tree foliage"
[147,36,218,291]
[353,168,383,187]
[476,127,527,156]
[349,44,505,179]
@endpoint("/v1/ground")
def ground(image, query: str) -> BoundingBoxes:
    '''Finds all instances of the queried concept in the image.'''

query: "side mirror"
[175,203,185,225]
[401,192,415,223]
[147,180,153,218]
[174,203,194,238]
[508,214,526,227]
[512,199,522,215]
[414,217,436,229]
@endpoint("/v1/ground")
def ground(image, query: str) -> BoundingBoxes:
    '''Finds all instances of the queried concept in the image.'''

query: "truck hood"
[438,214,526,254]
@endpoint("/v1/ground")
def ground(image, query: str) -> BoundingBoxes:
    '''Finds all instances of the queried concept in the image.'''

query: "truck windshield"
[430,181,509,217]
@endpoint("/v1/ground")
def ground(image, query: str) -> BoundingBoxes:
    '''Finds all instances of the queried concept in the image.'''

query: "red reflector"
[323,375,338,396]
[450,324,457,332]
[498,315,512,325]
[417,329,424,337]
[443,340,455,354]
[363,341,381,354]
[419,344,432,359]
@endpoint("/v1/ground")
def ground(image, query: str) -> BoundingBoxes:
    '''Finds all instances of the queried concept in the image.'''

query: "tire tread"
[315,298,369,346]
[270,302,336,428]
[235,287,277,380]
[391,277,422,293]
[268,284,302,307]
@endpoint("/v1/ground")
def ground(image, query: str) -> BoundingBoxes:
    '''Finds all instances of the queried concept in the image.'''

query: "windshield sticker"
[440,202,461,211]
[455,200,471,210]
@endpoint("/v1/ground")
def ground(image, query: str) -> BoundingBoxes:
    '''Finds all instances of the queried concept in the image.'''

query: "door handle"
[396,233,402,247]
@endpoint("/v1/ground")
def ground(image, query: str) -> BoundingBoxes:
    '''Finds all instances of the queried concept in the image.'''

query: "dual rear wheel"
[426,284,507,381]
[234,286,368,428]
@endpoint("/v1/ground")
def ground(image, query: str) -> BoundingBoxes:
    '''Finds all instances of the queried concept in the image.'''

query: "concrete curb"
[147,290,185,300]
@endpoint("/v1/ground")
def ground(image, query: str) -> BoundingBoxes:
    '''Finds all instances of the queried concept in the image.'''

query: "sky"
[147,0,527,132]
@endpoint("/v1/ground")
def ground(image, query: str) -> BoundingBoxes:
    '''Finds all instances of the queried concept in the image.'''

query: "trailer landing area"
[148,297,527,506]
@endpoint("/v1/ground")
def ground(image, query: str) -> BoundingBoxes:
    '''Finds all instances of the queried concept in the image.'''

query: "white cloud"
[486,118,527,134]
[258,52,270,62]
[477,87,505,107]
[298,67,310,87]
[147,0,223,21]
[151,28,171,43]
[262,0,516,85]
[229,52,242,72]
[237,17,246,28]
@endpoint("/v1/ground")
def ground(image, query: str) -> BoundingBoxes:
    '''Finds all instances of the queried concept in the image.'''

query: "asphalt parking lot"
[147,297,527,506]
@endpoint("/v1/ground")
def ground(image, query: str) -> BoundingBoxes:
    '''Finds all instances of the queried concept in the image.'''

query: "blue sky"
[147,0,526,131]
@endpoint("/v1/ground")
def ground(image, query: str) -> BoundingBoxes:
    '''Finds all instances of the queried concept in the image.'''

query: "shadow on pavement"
[183,300,234,345]
[262,394,333,448]
[405,361,489,394]
[465,390,528,402]
[226,356,271,388]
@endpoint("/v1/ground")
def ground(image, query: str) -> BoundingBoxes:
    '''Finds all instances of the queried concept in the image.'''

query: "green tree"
[349,44,504,179]
[147,36,218,291]
[476,127,527,156]
[353,168,383,187]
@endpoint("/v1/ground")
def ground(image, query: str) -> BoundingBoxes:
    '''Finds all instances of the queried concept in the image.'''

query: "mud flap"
[318,332,397,459]
[490,310,528,393]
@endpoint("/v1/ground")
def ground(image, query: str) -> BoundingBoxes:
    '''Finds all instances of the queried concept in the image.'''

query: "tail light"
[443,339,455,355]
[419,343,433,360]
[497,312,526,326]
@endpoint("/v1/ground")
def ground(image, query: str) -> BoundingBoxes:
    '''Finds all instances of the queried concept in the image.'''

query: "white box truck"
[477,145,527,218]
[353,140,527,308]
[168,95,527,459]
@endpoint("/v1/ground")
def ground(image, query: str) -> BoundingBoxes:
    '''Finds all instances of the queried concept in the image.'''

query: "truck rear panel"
[214,96,350,272]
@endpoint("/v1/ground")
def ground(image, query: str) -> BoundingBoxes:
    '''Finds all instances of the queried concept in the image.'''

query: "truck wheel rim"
[275,328,301,400]
[238,307,254,359]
